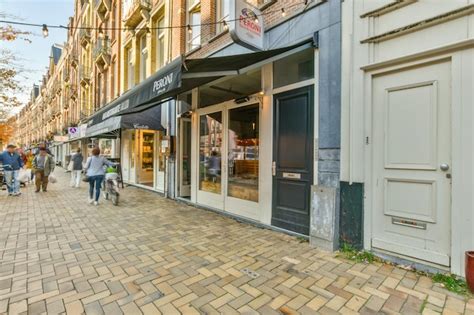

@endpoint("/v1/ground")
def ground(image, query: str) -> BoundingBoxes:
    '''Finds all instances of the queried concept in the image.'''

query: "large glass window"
[187,0,201,51]
[199,112,222,194]
[216,0,230,33]
[228,104,259,202]
[127,46,134,90]
[139,34,147,82]
[156,16,165,69]
[273,48,314,88]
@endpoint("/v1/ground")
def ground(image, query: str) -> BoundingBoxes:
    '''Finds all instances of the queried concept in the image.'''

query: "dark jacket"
[71,153,84,171]
[32,154,55,176]
[0,151,24,171]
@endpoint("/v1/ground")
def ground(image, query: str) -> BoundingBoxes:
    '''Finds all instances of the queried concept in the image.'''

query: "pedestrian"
[0,144,24,196]
[32,147,55,193]
[84,147,114,206]
[70,148,83,188]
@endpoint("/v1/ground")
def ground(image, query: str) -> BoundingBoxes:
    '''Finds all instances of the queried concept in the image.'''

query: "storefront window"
[141,132,154,170]
[158,133,166,172]
[273,48,314,88]
[99,139,112,157]
[228,105,259,202]
[199,112,222,194]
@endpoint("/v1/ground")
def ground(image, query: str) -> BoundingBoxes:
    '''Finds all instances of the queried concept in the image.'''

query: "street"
[0,170,472,315]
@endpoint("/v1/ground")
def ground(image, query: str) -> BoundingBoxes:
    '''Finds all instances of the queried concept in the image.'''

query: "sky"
[0,0,74,108]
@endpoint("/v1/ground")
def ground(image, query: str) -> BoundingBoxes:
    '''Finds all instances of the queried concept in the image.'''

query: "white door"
[371,61,451,266]
[194,102,260,220]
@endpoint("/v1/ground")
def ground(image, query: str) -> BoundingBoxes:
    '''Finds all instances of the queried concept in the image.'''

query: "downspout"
[348,0,355,185]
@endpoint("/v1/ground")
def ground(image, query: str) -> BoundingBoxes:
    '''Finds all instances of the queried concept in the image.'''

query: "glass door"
[155,131,166,192]
[225,103,260,220]
[179,118,191,197]
[196,110,224,209]
[138,130,154,187]
[195,102,260,220]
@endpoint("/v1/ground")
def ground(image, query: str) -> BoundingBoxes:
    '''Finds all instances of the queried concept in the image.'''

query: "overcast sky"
[0,0,74,108]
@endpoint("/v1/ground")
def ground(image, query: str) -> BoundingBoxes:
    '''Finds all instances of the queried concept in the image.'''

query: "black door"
[272,86,313,235]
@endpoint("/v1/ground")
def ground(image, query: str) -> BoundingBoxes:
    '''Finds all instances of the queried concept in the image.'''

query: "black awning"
[87,58,182,127]
[85,105,165,138]
[87,40,312,124]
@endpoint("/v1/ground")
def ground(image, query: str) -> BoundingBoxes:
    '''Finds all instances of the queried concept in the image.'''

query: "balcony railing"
[69,83,78,99]
[93,38,111,68]
[123,0,151,28]
[95,0,111,21]
[63,69,70,82]
[70,49,79,67]
[79,27,91,47]
[79,66,91,86]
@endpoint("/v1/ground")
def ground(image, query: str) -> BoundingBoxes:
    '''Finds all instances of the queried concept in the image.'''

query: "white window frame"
[187,1,201,51]
[139,34,148,82]
[156,15,166,69]
[216,0,230,34]
[127,45,134,90]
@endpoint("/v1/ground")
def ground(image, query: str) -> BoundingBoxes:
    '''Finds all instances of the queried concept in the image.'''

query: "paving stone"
[46,300,65,314]
[28,300,46,315]
[0,170,467,314]
[102,301,123,315]
[84,301,104,315]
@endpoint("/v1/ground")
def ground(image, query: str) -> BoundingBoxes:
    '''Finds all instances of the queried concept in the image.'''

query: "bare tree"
[0,13,31,121]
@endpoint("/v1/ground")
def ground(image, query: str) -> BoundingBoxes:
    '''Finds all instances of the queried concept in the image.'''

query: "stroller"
[0,163,5,190]
[0,164,29,190]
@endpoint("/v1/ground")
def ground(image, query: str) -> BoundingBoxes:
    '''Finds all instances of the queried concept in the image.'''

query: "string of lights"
[0,0,312,38]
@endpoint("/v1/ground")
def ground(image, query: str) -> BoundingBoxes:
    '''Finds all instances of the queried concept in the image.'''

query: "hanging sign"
[229,0,264,51]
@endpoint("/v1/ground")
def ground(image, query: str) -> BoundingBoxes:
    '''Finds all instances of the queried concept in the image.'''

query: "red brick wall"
[186,0,312,58]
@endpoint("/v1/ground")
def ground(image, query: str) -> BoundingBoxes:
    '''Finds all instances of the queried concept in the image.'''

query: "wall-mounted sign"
[68,127,78,135]
[69,124,87,140]
[229,0,264,51]
[53,135,68,142]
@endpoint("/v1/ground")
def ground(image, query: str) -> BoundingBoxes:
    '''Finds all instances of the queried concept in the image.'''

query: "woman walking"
[84,147,114,205]
[25,150,35,182]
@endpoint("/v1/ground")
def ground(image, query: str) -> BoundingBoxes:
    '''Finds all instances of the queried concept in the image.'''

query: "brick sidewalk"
[0,170,472,314]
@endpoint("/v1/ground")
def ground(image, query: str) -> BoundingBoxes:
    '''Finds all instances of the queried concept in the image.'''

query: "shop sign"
[101,99,130,121]
[87,58,182,127]
[229,0,264,51]
[53,135,68,142]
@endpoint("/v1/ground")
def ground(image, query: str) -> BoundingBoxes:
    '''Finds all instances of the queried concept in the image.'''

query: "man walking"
[0,144,24,196]
[70,148,83,188]
[32,147,55,192]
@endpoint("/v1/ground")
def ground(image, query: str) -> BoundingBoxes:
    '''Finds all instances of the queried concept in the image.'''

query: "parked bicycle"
[103,165,120,206]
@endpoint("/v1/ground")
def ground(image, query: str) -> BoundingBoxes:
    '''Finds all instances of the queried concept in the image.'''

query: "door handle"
[440,163,450,171]
[272,161,276,176]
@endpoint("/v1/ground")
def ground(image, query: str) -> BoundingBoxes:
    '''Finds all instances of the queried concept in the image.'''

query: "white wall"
[341,0,474,275]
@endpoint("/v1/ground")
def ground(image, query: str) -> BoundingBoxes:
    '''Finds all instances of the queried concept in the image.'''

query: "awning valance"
[85,105,165,138]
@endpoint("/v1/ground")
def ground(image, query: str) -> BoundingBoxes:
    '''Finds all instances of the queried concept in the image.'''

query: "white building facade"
[341,0,474,276]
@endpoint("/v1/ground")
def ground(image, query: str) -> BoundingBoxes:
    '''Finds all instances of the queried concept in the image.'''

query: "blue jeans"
[88,175,104,202]
[4,170,20,194]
